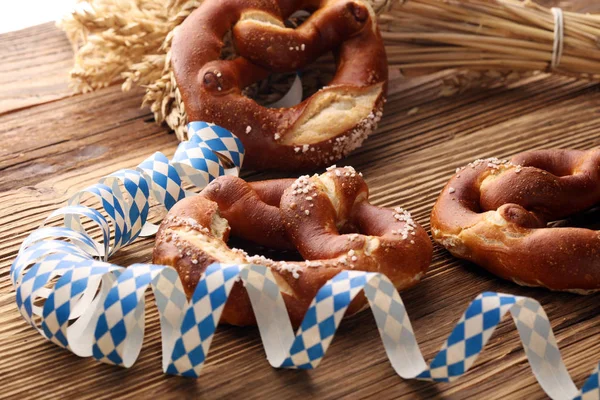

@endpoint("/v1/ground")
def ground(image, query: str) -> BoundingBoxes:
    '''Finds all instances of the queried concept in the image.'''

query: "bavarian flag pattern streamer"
[9,122,600,400]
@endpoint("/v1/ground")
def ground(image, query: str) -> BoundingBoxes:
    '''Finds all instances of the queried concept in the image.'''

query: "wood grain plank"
[1,23,600,400]
[0,23,74,115]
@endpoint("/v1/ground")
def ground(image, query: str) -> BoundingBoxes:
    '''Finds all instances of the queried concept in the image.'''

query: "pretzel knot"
[153,167,432,327]
[171,0,388,171]
[431,149,600,294]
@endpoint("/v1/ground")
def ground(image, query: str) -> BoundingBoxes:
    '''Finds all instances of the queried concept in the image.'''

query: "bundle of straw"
[57,0,599,139]
[383,0,600,80]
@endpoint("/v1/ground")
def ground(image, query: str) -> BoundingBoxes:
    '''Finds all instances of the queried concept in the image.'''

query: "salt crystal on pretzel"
[171,0,388,171]
[431,149,600,294]
[153,168,431,327]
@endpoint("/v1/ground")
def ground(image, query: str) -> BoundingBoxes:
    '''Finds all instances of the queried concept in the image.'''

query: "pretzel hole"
[241,52,336,107]
[284,10,311,28]
[219,9,309,60]
[219,11,335,107]
[547,206,600,230]
[227,236,304,262]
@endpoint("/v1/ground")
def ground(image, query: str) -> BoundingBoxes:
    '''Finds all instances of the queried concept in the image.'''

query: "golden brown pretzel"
[431,149,600,293]
[171,0,388,171]
[153,167,432,327]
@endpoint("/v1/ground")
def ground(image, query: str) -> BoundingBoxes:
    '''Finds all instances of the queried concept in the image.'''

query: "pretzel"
[431,149,600,294]
[171,0,388,171]
[153,167,432,326]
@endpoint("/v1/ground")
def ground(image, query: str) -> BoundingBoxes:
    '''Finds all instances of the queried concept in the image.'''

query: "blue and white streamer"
[9,122,599,399]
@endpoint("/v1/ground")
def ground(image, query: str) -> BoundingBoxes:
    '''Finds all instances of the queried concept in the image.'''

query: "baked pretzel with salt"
[431,149,600,293]
[171,0,388,171]
[153,167,431,327]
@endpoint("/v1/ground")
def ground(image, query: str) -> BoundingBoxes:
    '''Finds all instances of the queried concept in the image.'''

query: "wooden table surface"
[1,22,600,400]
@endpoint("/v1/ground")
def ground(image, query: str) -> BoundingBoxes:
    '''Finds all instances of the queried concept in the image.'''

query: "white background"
[0,0,76,34]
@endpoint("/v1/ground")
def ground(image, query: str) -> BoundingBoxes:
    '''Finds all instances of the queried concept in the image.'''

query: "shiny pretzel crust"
[171,0,388,171]
[153,168,432,327]
[431,150,600,293]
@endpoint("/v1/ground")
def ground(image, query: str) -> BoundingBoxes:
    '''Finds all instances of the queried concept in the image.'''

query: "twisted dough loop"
[171,0,388,171]
[153,167,431,327]
[431,149,600,293]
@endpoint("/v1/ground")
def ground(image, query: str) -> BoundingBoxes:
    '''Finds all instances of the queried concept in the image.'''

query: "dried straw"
[384,0,600,81]
[57,0,599,139]
[57,0,201,138]
[58,0,390,139]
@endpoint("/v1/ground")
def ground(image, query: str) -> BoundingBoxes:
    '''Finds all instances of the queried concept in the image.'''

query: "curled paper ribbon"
[9,123,600,399]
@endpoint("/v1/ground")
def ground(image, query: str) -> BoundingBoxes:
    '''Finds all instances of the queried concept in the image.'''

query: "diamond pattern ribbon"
[9,122,599,399]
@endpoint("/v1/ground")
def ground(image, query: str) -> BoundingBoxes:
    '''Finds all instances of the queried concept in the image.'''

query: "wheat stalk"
[57,0,600,139]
